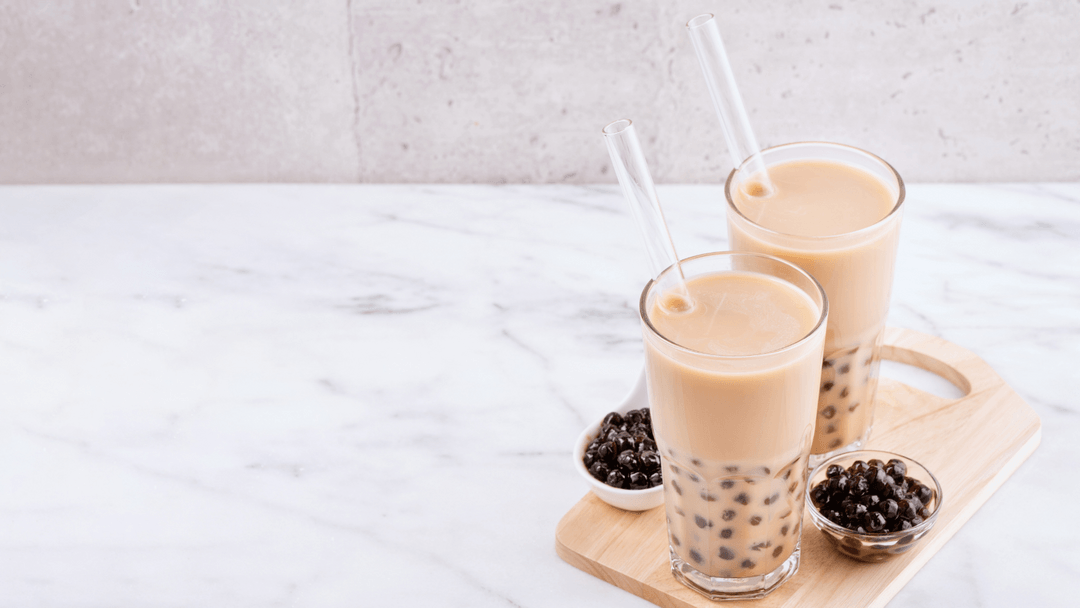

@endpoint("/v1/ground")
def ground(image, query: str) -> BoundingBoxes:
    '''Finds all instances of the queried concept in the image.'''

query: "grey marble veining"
[0,183,1077,606]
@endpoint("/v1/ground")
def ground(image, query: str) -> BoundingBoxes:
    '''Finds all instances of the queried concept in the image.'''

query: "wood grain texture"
[555,328,1041,607]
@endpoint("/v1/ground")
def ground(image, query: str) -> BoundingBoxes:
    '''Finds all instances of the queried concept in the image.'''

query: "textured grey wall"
[1,1,1078,184]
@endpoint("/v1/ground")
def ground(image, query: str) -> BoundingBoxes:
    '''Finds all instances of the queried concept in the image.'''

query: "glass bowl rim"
[804,449,943,541]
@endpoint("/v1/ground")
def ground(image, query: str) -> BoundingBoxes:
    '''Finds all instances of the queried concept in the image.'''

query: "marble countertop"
[0,183,1077,607]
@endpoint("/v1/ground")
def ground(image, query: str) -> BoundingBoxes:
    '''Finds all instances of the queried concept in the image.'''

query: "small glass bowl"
[805,449,942,562]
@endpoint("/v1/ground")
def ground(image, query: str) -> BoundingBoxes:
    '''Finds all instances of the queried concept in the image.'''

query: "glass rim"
[638,251,828,360]
[724,141,907,242]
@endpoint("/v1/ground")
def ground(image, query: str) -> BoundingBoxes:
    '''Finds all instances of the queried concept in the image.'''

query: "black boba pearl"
[722,510,736,521]
[720,528,733,539]
[694,515,709,529]
[849,460,869,475]
[719,547,735,560]
[910,515,924,526]
[616,450,640,472]
[810,484,827,507]
[606,469,627,488]
[881,498,899,520]
[597,441,618,463]
[629,471,650,490]
[826,464,844,479]
[602,412,623,427]
[614,432,636,453]
[899,519,913,531]
[671,480,682,495]
[850,476,869,496]
[868,458,885,469]
[588,437,603,452]
[639,450,661,472]
[589,462,609,481]
[860,494,881,510]
[822,381,834,392]
[624,409,643,426]
[867,467,888,491]
[898,499,918,520]
[689,549,703,564]
[649,472,662,487]
[866,512,886,532]
[741,559,756,569]
[916,484,933,505]
[720,479,736,489]
[637,438,658,453]
[583,451,597,469]
[735,493,750,505]
[845,502,867,521]
[887,459,907,476]
[639,408,651,424]
[835,476,849,493]
[821,405,837,419]
[918,506,932,519]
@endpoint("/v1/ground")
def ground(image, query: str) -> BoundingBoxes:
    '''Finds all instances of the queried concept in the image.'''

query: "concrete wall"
[2,1,1077,184]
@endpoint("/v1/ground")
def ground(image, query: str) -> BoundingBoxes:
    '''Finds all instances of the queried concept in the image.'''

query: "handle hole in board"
[880,359,967,400]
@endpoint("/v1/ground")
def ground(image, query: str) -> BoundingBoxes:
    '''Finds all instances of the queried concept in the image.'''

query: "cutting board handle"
[881,327,996,397]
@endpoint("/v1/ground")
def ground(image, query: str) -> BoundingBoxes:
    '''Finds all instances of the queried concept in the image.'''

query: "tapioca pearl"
[764,492,780,505]
[839,386,849,398]
[670,464,680,476]
[772,545,784,558]
[671,534,681,546]
[725,465,739,473]
[780,524,789,536]
[750,541,771,551]
[788,481,798,494]
[689,549,704,564]
[863,357,872,367]
[720,480,736,489]
[720,528,733,539]
[691,458,703,467]
[828,438,843,449]
[671,480,682,495]
[741,559,756,569]
[687,472,700,482]
[839,363,851,374]
[735,493,750,505]
[674,506,685,517]
[821,381,834,392]
[722,510,736,521]
[760,466,771,475]
[700,490,719,502]
[848,401,861,412]
[823,359,834,368]
[749,515,762,526]
[780,510,792,519]
[782,468,791,481]
[742,477,756,485]
[719,547,735,560]
[821,405,837,419]
[694,515,712,529]
[825,423,836,434]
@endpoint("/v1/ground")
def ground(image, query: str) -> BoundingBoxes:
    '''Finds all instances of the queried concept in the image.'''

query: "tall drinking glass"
[641,252,827,600]
[725,142,906,467]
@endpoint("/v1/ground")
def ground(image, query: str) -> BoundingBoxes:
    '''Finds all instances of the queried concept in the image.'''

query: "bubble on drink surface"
[742,180,772,198]
[660,292,693,313]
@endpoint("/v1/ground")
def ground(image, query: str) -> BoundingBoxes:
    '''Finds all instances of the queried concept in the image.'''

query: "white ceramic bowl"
[573,367,664,511]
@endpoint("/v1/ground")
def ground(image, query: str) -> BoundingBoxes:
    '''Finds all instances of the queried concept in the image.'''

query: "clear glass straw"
[602,119,693,312]
[687,13,773,196]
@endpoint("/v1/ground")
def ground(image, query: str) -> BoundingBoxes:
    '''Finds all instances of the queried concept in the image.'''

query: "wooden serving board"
[556,328,1041,608]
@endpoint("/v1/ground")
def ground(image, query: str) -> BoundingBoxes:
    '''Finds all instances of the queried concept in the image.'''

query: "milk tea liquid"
[729,157,902,456]
[643,269,825,579]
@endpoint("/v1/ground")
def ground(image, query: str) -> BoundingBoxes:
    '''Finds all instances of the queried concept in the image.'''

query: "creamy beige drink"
[726,143,905,461]
[641,252,827,599]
